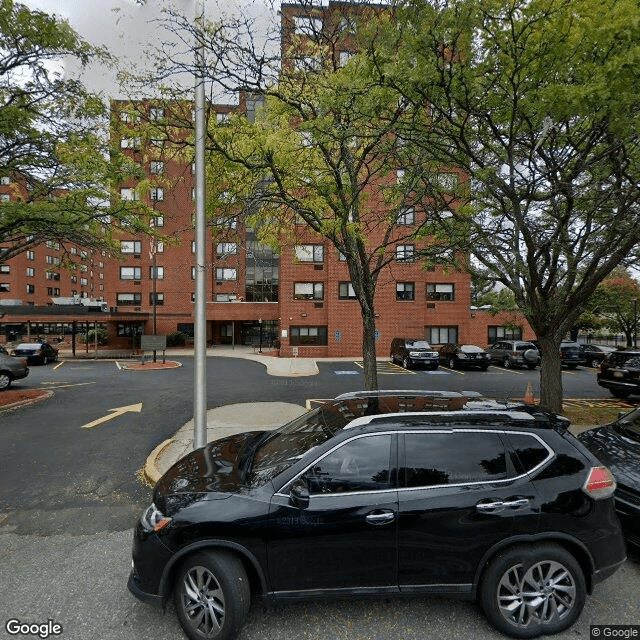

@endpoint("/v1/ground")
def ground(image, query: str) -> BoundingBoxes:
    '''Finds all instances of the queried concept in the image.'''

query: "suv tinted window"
[506,433,550,474]
[305,434,392,494]
[516,343,535,351]
[401,432,507,487]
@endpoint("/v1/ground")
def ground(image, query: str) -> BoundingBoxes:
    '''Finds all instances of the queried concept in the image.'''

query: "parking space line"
[53,361,64,371]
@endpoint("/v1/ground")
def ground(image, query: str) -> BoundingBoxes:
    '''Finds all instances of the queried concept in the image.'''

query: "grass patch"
[563,403,630,427]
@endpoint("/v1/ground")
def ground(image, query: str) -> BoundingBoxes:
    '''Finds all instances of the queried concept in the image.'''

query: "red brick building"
[0,2,535,355]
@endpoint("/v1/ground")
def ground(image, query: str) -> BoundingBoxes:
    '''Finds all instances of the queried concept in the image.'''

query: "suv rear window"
[607,351,640,366]
[506,433,551,474]
[516,343,536,351]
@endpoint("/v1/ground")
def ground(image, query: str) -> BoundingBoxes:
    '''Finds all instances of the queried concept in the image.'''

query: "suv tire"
[503,357,511,369]
[174,550,250,640]
[480,544,585,639]
[402,357,411,369]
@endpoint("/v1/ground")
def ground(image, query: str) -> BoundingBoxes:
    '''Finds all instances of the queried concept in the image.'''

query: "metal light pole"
[634,298,638,349]
[258,318,263,353]
[149,214,158,363]
[193,0,208,450]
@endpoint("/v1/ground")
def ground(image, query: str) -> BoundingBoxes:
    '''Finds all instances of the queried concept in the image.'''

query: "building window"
[294,15,323,36]
[26,284,35,294]
[80,277,88,286]
[294,282,324,300]
[149,107,164,121]
[0,282,10,291]
[216,242,237,256]
[149,292,164,305]
[339,51,354,67]
[396,244,415,262]
[437,172,459,190]
[488,326,523,343]
[120,240,142,254]
[27,250,34,260]
[396,207,415,225]
[120,188,139,201]
[426,326,458,345]
[0,194,10,203]
[215,268,237,281]
[45,272,60,280]
[216,112,229,124]
[0,264,9,273]
[150,266,164,280]
[120,266,142,280]
[397,169,406,182]
[295,244,324,263]
[151,187,164,201]
[26,267,35,277]
[117,293,142,306]
[396,282,415,301]
[338,282,357,300]
[338,15,357,34]
[152,215,164,227]
[120,137,140,149]
[150,161,164,175]
[290,326,328,346]
[427,283,455,301]
[46,287,60,296]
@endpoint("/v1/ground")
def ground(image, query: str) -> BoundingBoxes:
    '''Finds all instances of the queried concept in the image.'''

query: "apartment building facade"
[0,2,534,355]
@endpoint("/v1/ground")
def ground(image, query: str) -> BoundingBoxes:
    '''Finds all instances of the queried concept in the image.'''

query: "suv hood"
[153,431,266,513]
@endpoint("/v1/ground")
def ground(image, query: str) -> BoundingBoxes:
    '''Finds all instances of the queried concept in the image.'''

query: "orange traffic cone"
[523,382,536,404]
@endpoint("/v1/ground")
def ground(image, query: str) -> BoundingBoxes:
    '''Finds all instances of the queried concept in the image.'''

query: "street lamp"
[258,318,263,353]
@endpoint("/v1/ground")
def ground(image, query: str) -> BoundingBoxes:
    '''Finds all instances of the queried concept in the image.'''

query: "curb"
[143,437,175,486]
[0,389,53,413]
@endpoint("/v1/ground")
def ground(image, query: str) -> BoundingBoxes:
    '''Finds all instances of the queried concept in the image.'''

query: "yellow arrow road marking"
[81,402,143,430]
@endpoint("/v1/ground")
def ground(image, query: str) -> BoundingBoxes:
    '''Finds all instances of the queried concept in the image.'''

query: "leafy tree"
[368,0,640,411]
[126,2,444,390]
[0,0,153,262]
[581,269,640,347]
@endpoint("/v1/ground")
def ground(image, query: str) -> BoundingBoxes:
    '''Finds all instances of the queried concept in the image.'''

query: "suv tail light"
[582,466,616,499]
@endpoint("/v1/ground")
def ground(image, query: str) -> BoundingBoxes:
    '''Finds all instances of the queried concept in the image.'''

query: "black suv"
[597,349,640,398]
[559,341,587,369]
[128,392,626,640]
[390,337,439,369]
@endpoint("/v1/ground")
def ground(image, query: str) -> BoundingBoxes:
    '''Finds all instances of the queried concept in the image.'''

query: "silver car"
[0,346,29,390]
[487,340,540,369]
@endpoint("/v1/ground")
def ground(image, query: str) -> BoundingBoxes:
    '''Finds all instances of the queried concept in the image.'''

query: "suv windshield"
[247,395,471,486]
[616,408,640,437]
[406,340,431,349]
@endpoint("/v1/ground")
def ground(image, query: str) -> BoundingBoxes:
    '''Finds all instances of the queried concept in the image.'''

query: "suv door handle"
[366,510,395,525]
[476,500,505,513]
[502,498,530,509]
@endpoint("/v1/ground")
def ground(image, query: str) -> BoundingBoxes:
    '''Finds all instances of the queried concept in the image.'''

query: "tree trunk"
[361,309,379,390]
[537,335,563,413]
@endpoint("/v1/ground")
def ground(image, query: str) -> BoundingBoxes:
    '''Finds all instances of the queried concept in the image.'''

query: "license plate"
[613,371,624,378]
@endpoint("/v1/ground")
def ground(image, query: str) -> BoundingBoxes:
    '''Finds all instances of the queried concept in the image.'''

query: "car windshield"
[461,345,483,353]
[406,340,431,349]
[247,395,470,486]
[616,408,640,438]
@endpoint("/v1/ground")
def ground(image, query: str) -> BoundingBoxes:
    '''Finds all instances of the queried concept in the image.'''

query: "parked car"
[0,346,29,390]
[578,407,640,553]
[439,343,490,370]
[597,349,640,399]
[11,341,58,365]
[487,340,540,369]
[128,391,626,640]
[580,343,615,368]
[559,341,587,369]
[390,337,439,370]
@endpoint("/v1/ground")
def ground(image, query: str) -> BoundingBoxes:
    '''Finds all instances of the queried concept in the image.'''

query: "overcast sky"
[22,0,276,98]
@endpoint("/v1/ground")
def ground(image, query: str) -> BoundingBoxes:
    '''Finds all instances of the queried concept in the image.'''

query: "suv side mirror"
[289,477,310,509]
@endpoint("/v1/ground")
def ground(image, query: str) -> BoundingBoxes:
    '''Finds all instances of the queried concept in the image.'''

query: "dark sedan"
[11,341,58,365]
[439,343,490,370]
[580,344,615,368]
[578,408,640,554]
